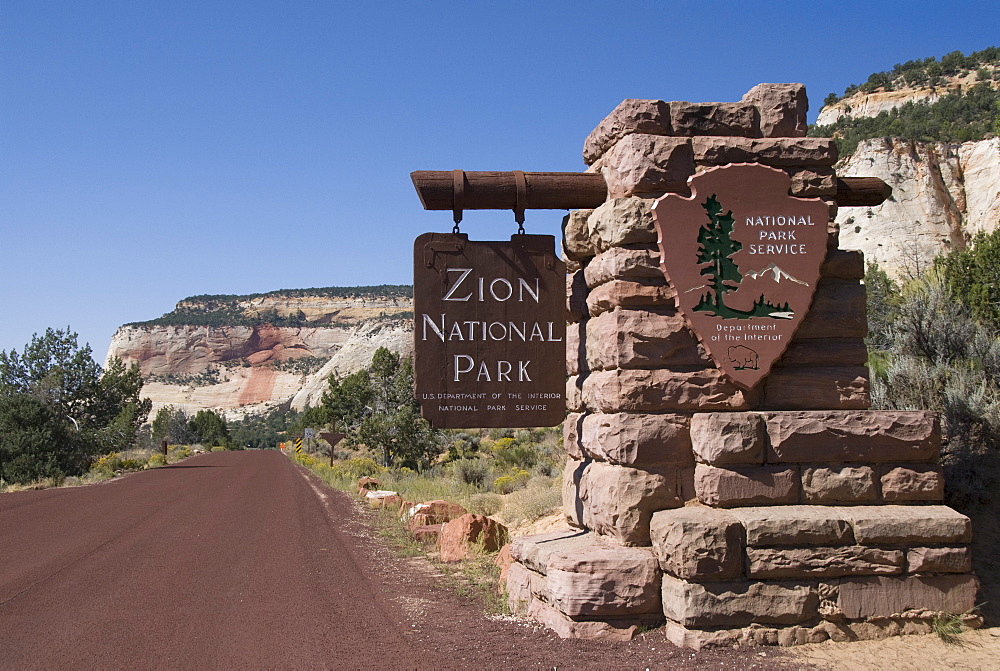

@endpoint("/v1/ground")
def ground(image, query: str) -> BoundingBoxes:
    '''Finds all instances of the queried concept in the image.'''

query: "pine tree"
[695,195,743,314]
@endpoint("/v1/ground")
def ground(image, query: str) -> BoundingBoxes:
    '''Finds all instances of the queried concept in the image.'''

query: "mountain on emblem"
[744,263,808,286]
[651,163,830,389]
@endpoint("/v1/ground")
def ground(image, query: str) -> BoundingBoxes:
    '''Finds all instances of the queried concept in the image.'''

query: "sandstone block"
[545,542,662,616]
[580,412,691,466]
[439,514,508,562]
[505,561,539,614]
[795,280,867,339]
[695,464,799,507]
[825,209,839,246]
[583,99,672,165]
[561,209,596,261]
[566,270,589,323]
[765,411,940,463]
[650,507,743,581]
[843,505,971,544]
[561,459,589,528]
[365,490,401,509]
[527,598,662,641]
[669,101,757,137]
[563,413,585,459]
[802,466,878,504]
[741,83,808,138]
[585,309,705,370]
[661,576,818,627]
[690,412,765,465]
[406,500,468,526]
[907,547,972,574]
[691,136,838,166]
[880,465,945,502]
[583,246,662,288]
[819,249,865,280]
[780,339,868,367]
[679,465,697,502]
[837,574,978,619]
[838,618,937,641]
[786,167,837,197]
[583,368,758,413]
[732,505,853,546]
[580,461,681,545]
[762,366,870,410]
[566,376,583,412]
[587,197,657,251]
[509,528,595,575]
[602,135,695,198]
[747,546,904,579]
[565,321,584,376]
[357,476,380,492]
[495,543,513,587]
[586,280,675,316]
[410,523,446,545]
[662,621,742,650]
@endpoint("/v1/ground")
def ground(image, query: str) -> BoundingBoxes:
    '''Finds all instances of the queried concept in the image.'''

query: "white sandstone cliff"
[836,137,1000,278]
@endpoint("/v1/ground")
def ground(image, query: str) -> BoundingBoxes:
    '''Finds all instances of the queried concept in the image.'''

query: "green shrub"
[935,229,1000,330]
[444,433,481,462]
[489,438,538,471]
[0,393,85,484]
[468,493,503,516]
[147,453,166,467]
[871,274,1000,508]
[91,452,123,477]
[453,458,492,488]
[167,445,191,461]
[493,469,530,494]
[341,456,384,478]
[500,477,562,523]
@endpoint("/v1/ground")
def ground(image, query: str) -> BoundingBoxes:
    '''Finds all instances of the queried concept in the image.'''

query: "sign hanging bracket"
[513,170,527,234]
[452,169,464,234]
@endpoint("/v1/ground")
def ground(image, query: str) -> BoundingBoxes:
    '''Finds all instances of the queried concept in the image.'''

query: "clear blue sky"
[2,1,998,358]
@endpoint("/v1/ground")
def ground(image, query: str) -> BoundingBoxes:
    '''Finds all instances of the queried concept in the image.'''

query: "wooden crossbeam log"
[410,171,891,212]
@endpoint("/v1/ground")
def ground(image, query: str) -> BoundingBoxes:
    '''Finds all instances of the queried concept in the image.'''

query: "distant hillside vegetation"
[130,285,413,328]
[823,47,1000,105]
[809,47,1000,156]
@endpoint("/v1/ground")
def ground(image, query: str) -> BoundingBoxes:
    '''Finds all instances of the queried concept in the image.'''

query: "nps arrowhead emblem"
[652,164,829,389]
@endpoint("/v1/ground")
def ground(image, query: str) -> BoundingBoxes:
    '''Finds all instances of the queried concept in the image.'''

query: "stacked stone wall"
[509,84,978,647]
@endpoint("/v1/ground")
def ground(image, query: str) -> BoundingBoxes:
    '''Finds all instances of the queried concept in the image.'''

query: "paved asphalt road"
[0,451,439,669]
[0,451,796,670]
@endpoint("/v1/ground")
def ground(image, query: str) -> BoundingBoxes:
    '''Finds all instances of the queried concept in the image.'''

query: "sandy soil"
[787,627,1000,670]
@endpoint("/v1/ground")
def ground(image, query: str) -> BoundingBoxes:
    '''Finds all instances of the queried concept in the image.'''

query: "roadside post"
[320,425,346,466]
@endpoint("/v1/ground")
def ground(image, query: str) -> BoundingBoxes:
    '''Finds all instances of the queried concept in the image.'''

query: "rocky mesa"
[106,287,414,418]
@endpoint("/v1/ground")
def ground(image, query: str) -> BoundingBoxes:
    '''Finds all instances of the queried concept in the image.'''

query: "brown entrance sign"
[652,163,829,389]
[413,233,566,428]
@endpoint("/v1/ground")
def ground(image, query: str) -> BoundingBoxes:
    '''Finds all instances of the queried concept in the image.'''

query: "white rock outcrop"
[106,290,414,419]
[836,137,1000,278]
[816,89,942,126]
[106,323,351,376]
[290,319,413,411]
[816,69,995,126]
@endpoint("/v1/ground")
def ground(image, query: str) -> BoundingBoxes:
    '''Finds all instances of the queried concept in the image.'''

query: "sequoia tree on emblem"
[652,163,830,389]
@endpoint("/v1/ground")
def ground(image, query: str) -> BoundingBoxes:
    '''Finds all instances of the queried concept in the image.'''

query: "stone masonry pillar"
[505,84,978,647]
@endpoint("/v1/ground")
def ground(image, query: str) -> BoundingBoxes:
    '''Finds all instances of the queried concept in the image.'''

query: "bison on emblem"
[728,345,759,371]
